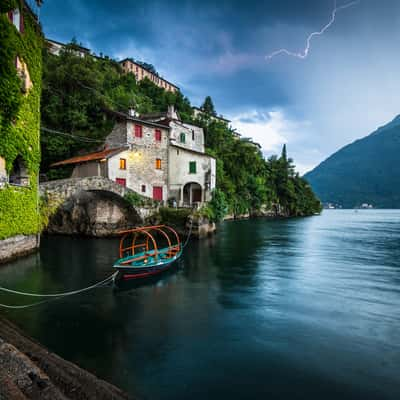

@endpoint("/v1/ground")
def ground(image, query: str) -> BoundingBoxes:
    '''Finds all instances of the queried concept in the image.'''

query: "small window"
[119,158,126,170]
[155,158,162,169]
[189,161,196,174]
[180,132,186,143]
[155,129,162,141]
[9,9,23,33]
[192,130,195,141]
[141,185,146,193]
[116,178,126,187]
[134,125,143,138]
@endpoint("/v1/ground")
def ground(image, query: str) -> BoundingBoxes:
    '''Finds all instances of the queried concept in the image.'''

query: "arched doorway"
[183,182,202,206]
[9,156,29,186]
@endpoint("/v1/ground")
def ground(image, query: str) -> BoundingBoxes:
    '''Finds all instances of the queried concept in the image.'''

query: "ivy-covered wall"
[0,0,43,240]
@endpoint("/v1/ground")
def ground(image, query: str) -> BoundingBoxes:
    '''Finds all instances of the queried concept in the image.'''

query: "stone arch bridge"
[40,177,156,236]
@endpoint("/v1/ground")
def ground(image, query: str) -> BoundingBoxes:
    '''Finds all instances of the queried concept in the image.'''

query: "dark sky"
[39,0,400,172]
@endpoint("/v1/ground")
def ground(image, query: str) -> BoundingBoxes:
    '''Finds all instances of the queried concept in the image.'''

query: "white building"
[52,107,216,206]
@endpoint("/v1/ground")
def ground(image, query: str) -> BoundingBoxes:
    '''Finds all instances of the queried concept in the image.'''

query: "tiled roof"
[51,147,127,167]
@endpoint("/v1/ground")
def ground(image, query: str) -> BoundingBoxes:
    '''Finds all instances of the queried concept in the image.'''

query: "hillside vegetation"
[41,42,322,219]
[304,115,400,208]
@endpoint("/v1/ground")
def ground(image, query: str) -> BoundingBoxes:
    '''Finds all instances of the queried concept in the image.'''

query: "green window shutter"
[189,161,196,174]
[180,132,186,143]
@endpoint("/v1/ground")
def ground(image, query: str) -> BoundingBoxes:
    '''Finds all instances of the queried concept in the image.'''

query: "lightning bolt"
[266,0,360,61]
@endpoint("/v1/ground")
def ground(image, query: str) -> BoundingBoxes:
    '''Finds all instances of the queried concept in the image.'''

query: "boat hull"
[113,253,181,281]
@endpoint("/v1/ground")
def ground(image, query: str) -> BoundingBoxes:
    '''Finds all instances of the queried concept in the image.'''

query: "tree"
[201,96,216,116]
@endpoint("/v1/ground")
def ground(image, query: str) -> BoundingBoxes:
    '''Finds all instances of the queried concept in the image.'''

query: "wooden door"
[153,186,163,201]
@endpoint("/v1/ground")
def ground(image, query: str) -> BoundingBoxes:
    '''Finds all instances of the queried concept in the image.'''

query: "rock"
[46,191,142,237]
[0,318,135,400]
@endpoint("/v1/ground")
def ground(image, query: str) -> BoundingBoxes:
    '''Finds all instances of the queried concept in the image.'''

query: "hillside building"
[192,106,231,124]
[46,38,90,57]
[120,58,179,93]
[52,107,216,206]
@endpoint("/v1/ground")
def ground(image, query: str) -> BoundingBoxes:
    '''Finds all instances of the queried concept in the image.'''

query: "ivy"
[0,2,43,239]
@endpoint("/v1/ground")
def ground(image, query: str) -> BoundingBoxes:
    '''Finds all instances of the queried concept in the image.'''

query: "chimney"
[167,104,176,119]
[128,108,137,118]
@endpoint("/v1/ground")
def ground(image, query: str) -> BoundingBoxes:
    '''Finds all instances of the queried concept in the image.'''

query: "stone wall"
[0,235,39,264]
[105,121,170,201]
[40,176,130,201]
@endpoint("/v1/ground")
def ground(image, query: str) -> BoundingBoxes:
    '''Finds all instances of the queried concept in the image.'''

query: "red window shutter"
[155,129,162,141]
[135,125,142,138]
[116,178,126,187]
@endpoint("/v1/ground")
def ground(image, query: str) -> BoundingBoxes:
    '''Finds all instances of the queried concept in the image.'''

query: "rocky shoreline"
[0,317,135,400]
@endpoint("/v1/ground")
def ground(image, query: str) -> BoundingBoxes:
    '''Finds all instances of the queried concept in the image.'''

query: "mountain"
[304,115,400,208]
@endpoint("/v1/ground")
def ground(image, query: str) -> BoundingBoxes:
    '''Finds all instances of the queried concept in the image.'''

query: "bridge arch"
[40,177,145,236]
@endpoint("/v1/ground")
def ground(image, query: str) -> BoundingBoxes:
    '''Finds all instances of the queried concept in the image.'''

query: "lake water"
[1,210,399,399]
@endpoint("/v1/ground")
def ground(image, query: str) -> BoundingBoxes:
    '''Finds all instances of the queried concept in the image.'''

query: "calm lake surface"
[1,210,399,399]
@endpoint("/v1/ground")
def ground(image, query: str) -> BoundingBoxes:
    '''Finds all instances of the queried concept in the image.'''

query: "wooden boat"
[113,225,182,281]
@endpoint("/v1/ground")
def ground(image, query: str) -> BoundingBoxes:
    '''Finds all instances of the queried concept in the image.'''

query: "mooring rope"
[0,272,118,309]
[182,217,194,248]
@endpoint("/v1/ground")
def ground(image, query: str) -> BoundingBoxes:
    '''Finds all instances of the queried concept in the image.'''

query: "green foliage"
[197,105,322,217]
[40,41,321,219]
[124,191,152,208]
[159,207,191,227]
[207,188,228,222]
[201,96,216,116]
[305,115,400,208]
[40,48,193,175]
[0,3,43,239]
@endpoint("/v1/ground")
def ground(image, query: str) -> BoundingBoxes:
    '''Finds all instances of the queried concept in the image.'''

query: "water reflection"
[0,211,399,400]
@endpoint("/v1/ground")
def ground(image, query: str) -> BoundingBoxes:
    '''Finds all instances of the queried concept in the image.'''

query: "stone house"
[52,107,216,206]
[140,106,216,205]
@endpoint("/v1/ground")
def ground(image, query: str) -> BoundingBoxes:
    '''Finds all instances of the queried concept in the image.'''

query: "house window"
[189,161,197,174]
[119,158,126,170]
[180,132,186,143]
[134,125,143,138]
[155,129,162,141]
[155,158,162,169]
[141,185,146,193]
[116,178,126,187]
[8,9,23,33]
[192,130,195,141]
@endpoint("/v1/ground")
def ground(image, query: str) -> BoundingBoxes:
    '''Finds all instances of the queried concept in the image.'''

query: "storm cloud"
[40,0,400,173]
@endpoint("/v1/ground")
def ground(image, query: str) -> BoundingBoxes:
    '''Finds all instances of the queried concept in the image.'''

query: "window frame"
[155,158,162,170]
[155,129,162,142]
[119,158,126,170]
[189,161,197,174]
[134,124,143,138]
[180,132,186,143]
